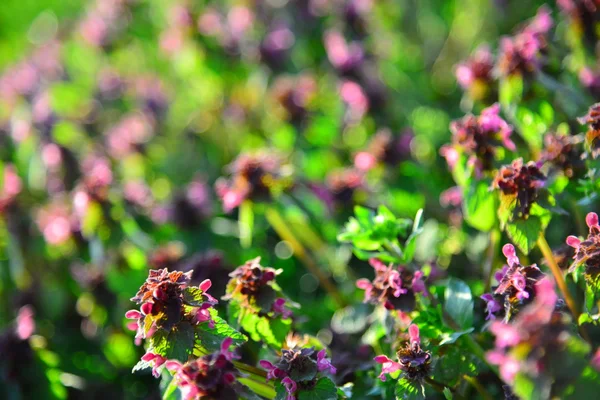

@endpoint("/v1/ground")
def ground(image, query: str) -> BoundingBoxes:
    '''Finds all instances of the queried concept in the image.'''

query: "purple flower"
[492,158,546,218]
[356,259,425,310]
[480,244,545,321]
[282,377,297,400]
[374,324,431,382]
[316,349,337,374]
[443,104,514,175]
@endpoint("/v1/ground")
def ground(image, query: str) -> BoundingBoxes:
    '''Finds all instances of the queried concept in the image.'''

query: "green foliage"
[394,378,425,400]
[338,206,423,263]
[444,278,474,330]
[298,378,338,400]
[463,181,497,232]
[195,309,247,353]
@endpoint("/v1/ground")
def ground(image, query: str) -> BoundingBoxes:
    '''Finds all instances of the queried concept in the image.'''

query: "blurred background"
[0,0,552,399]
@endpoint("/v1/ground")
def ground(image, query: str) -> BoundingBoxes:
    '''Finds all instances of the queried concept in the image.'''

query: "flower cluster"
[126,269,217,340]
[539,133,585,178]
[486,278,570,384]
[356,259,426,311]
[441,103,514,174]
[566,212,600,282]
[578,102,600,158]
[455,45,495,99]
[374,324,431,382]
[481,244,545,321]
[215,152,293,213]
[0,165,22,214]
[496,6,553,77]
[354,129,413,171]
[270,74,317,124]
[492,158,546,218]
[260,347,336,400]
[165,338,240,400]
[224,257,292,318]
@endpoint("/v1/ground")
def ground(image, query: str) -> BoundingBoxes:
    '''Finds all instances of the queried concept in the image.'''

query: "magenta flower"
[282,377,297,400]
[316,349,337,375]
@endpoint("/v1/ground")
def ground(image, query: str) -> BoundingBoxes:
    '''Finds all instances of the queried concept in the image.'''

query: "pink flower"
[141,352,167,378]
[16,306,35,340]
[591,348,600,371]
[408,324,420,345]
[502,244,520,267]
[489,321,520,348]
[373,355,402,381]
[354,151,377,171]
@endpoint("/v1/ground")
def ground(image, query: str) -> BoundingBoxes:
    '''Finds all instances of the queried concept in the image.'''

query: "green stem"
[265,207,348,307]
[483,229,501,292]
[237,376,276,399]
[537,235,590,342]
[463,375,493,400]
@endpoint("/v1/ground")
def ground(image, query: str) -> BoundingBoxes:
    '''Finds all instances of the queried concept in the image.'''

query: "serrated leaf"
[182,287,207,307]
[505,216,542,254]
[297,377,338,400]
[196,308,246,353]
[150,321,195,362]
[463,181,496,232]
[444,278,473,330]
[395,378,425,400]
[132,358,153,374]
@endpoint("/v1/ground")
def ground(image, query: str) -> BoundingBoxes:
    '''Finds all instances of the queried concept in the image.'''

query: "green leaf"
[394,378,425,400]
[444,278,473,330]
[463,181,497,232]
[239,200,254,249]
[438,328,474,346]
[505,216,542,254]
[297,377,338,400]
[160,372,180,400]
[182,287,207,307]
[499,75,523,108]
[196,309,246,353]
[256,316,292,348]
[443,387,453,400]
[275,382,288,400]
[150,321,195,362]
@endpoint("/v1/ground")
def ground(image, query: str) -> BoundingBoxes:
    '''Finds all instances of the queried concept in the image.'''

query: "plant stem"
[265,207,348,307]
[463,375,493,400]
[483,229,501,292]
[537,235,590,342]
